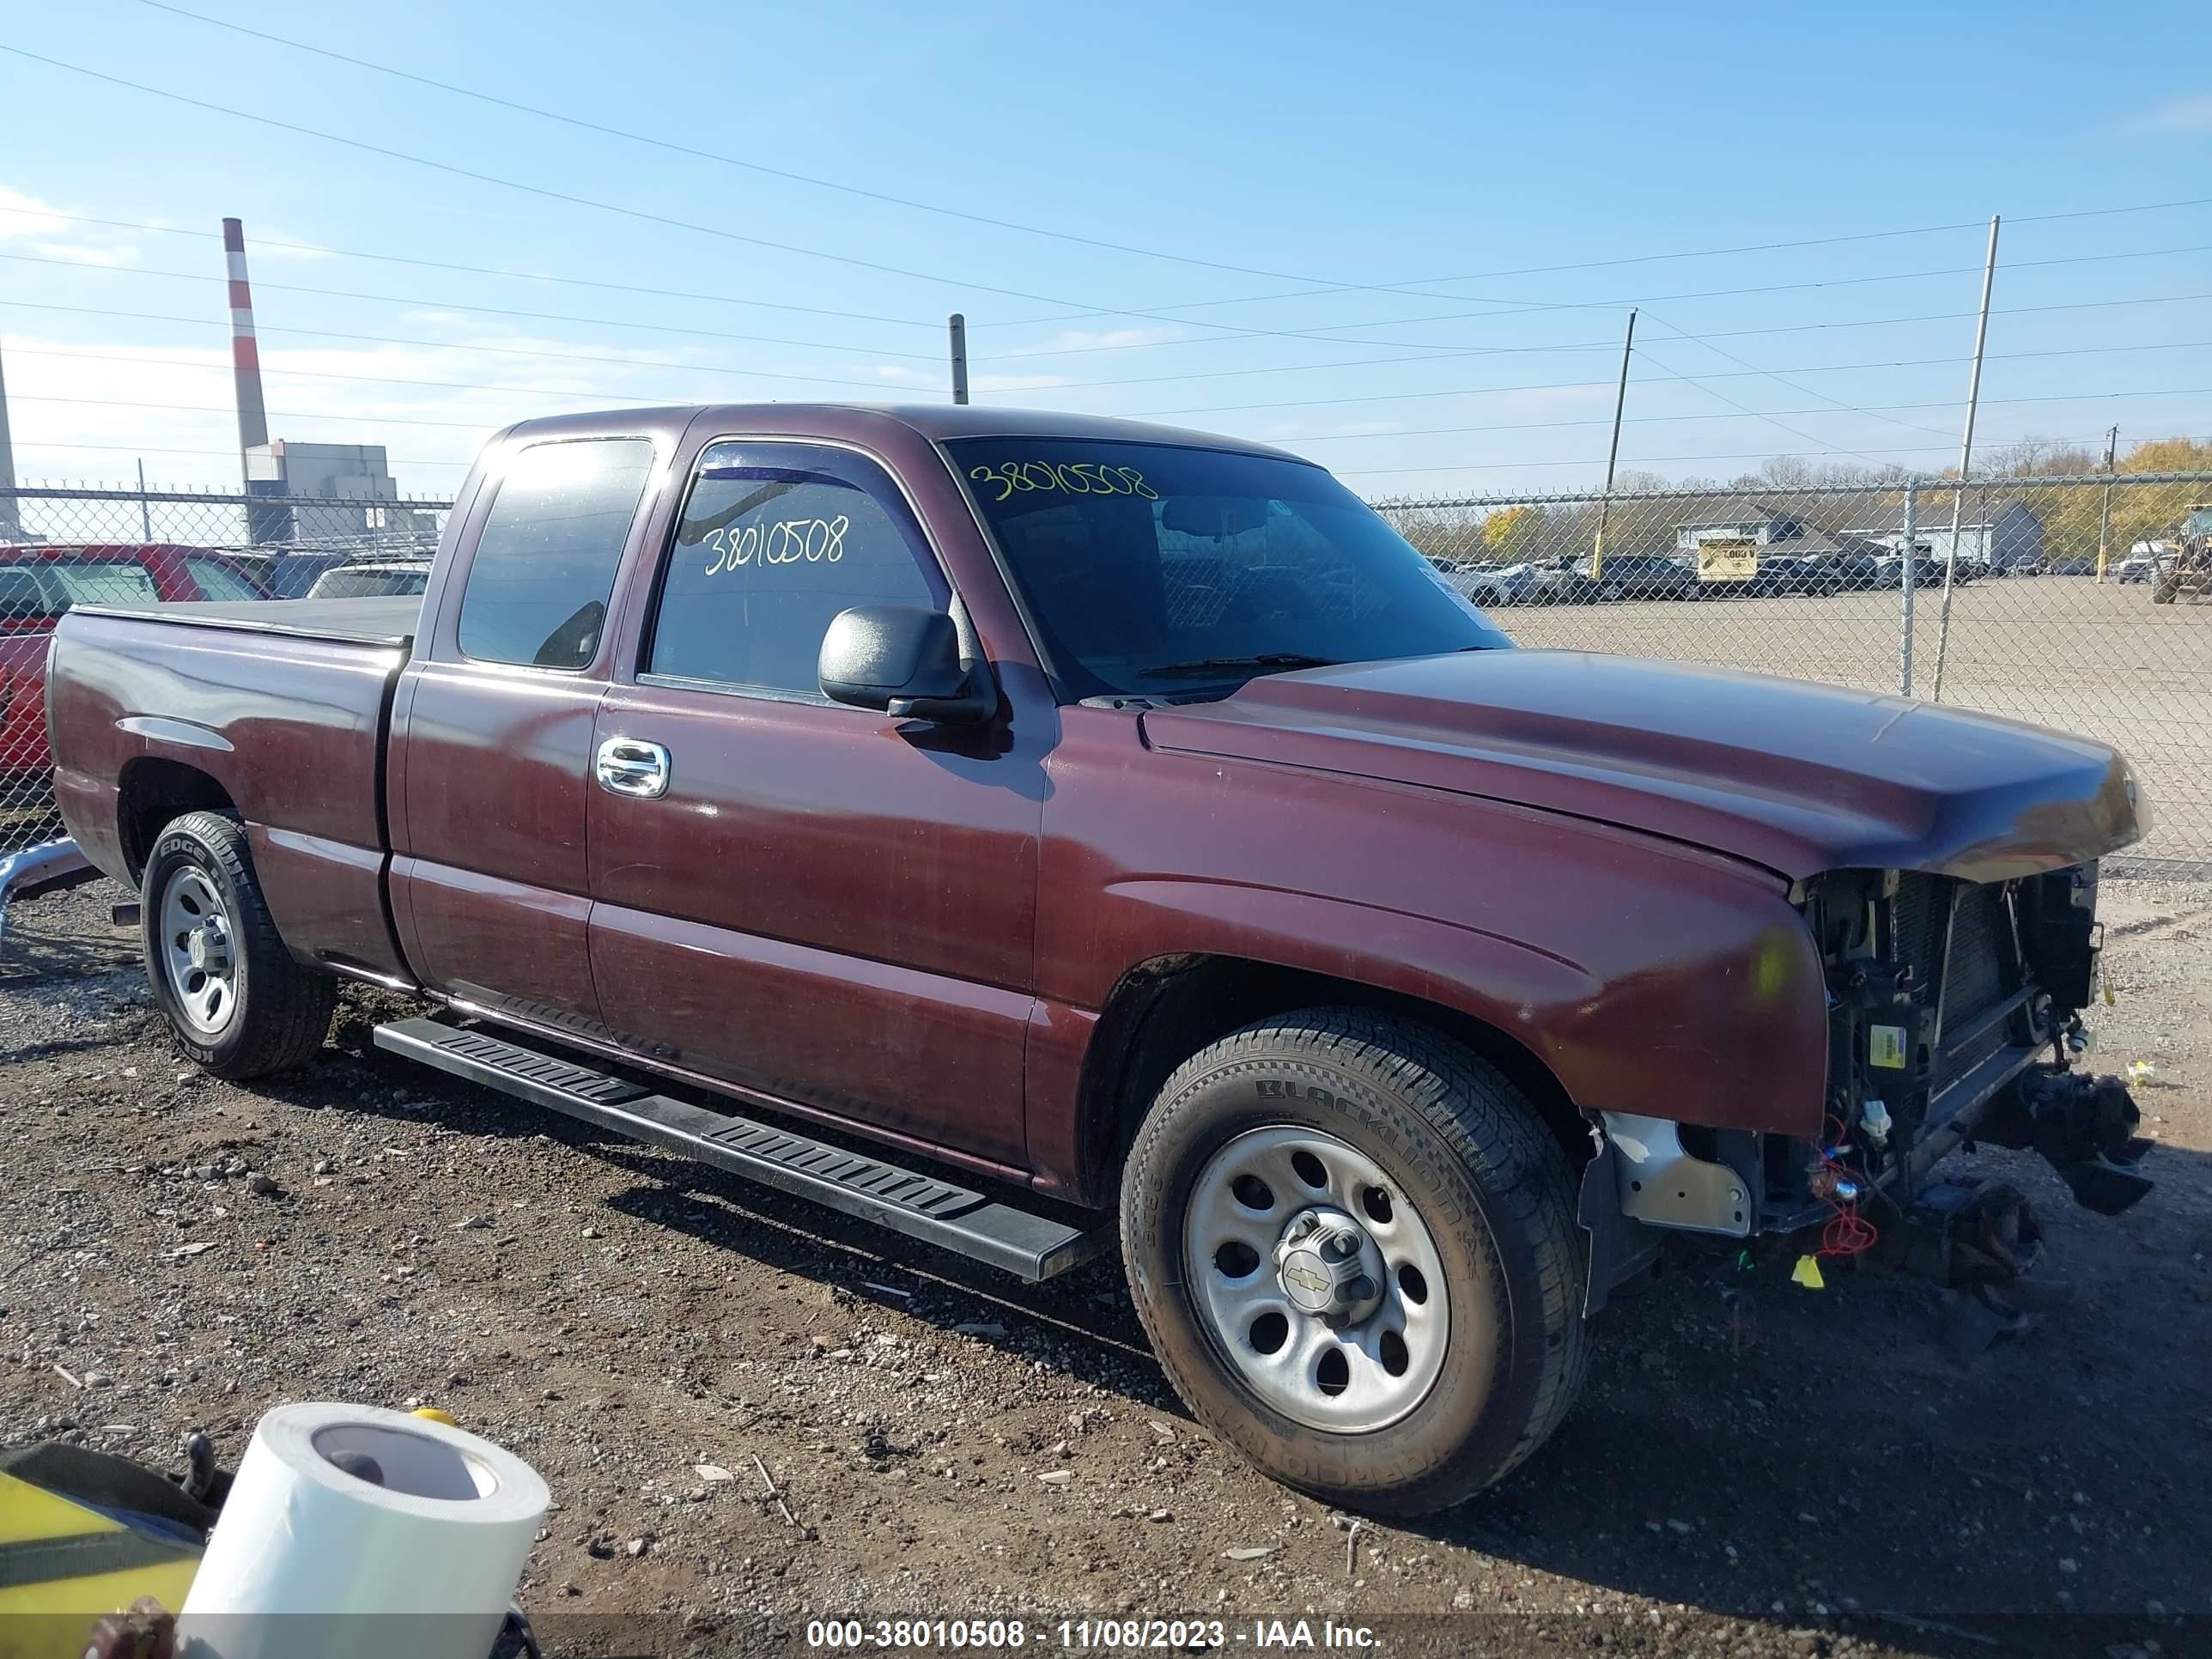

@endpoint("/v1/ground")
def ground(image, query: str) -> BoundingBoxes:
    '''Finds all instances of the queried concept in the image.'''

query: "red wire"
[1814,1112,1879,1258]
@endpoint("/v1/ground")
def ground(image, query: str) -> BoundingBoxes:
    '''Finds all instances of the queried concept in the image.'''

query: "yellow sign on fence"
[1697,538,1759,583]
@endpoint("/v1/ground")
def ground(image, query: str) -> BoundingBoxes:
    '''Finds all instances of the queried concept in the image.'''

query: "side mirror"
[818,605,993,723]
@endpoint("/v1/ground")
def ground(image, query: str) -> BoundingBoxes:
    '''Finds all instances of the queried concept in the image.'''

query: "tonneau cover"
[66,594,422,649]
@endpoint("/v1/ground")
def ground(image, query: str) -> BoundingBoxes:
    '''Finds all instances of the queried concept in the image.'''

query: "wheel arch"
[1073,952,1591,1208]
[117,758,236,882]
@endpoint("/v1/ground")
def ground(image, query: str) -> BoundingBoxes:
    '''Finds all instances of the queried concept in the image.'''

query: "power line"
[1632,344,1892,465]
[127,0,1405,294]
[10,437,467,465]
[0,299,942,392]
[18,382,2212,447]
[146,0,2211,332]
[0,46,1587,353]
[1128,337,2212,417]
[11,243,2207,392]
[7,392,501,430]
[982,287,2212,362]
[14,198,2209,367]
[987,197,2212,325]
[1,210,939,328]
[976,244,2212,338]
[1280,386,2212,443]
[9,330,2206,422]
[0,343,690,404]
[0,251,945,361]
[1637,311,1959,443]
[1330,435,2141,478]
[18,44,2212,380]
[1033,335,2212,397]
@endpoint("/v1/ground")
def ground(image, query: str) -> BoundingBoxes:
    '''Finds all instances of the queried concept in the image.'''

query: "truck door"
[586,437,1042,1170]
[390,434,662,1036]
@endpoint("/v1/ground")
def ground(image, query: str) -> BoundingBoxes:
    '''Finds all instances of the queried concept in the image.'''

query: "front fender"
[1084,871,1825,1140]
[1032,728,1830,1200]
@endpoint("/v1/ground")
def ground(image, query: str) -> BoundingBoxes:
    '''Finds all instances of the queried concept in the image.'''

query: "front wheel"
[141,811,337,1079]
[1121,1010,1589,1516]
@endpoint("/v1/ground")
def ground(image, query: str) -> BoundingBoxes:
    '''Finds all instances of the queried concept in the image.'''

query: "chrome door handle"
[595,737,671,799]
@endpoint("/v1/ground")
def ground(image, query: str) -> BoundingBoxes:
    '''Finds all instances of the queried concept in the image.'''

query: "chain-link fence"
[1383,471,2212,872]
[2,483,452,853]
[4,473,2210,874]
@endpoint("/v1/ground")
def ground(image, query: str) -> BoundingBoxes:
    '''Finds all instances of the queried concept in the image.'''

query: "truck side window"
[647,441,947,698]
[457,438,656,670]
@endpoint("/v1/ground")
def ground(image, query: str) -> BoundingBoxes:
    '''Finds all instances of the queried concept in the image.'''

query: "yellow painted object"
[410,1407,458,1427]
[1790,1255,1827,1290]
[0,1471,200,1657]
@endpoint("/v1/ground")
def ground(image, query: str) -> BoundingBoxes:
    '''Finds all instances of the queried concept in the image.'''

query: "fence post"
[1898,482,1917,696]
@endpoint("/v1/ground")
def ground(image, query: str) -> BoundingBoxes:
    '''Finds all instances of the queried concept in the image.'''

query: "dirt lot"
[1492,578,2212,872]
[3,878,2208,1659]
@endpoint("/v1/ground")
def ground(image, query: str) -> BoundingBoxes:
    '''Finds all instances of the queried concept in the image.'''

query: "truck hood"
[1139,651,2143,882]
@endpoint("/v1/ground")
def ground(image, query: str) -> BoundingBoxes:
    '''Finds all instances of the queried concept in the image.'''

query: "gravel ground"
[2,877,2207,1659]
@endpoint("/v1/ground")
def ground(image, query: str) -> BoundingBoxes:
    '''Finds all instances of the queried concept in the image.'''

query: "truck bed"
[69,594,422,651]
[46,599,416,981]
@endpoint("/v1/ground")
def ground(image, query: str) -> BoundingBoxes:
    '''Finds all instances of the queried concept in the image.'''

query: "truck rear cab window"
[646,441,946,697]
[457,438,657,670]
[47,562,162,609]
[184,556,263,602]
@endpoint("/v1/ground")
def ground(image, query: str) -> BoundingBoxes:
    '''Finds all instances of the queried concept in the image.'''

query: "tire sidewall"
[142,819,260,1072]
[1124,1039,1546,1506]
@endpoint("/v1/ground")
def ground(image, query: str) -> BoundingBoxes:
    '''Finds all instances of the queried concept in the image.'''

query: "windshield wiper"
[1137,653,1339,679]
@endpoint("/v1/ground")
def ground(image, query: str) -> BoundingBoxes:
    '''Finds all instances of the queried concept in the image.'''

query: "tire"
[141,810,337,1079]
[2152,582,2177,605]
[1121,1009,1589,1516]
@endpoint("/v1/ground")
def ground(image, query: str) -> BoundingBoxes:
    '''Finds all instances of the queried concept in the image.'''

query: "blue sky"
[2,0,2208,499]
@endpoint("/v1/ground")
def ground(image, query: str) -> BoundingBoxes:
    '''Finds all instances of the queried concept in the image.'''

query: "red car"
[1,544,268,775]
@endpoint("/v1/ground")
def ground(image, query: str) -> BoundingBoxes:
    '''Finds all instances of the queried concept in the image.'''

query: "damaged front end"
[1583,860,2153,1322]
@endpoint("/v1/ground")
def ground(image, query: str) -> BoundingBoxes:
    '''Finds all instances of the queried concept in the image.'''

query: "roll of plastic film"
[177,1402,550,1659]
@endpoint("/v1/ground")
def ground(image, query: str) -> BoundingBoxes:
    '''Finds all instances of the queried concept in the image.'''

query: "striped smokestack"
[223,217,270,463]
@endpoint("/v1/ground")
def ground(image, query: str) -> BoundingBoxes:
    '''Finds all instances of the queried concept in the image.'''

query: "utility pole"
[0,338,21,543]
[948,313,969,406]
[1929,215,1999,702]
[1589,308,1636,582]
[138,458,154,542]
[2095,424,2118,582]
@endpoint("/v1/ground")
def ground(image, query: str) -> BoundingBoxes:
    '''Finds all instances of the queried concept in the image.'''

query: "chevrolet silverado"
[45,404,2153,1514]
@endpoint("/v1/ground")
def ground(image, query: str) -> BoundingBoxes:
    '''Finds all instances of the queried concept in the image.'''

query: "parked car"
[1745,553,1881,597]
[47,404,2153,1516]
[1573,553,1698,601]
[2115,544,2165,585]
[1,543,267,775]
[1870,550,1972,589]
[1484,557,1601,606]
[305,561,434,600]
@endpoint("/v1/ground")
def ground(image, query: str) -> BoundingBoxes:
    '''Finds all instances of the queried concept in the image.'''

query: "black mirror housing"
[818,605,992,723]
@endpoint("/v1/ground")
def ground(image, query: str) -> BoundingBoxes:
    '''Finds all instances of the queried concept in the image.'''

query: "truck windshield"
[949,438,1508,700]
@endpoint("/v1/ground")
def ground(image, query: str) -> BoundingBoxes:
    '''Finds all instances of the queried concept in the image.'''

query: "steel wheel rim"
[159,866,238,1037]
[1184,1125,1450,1433]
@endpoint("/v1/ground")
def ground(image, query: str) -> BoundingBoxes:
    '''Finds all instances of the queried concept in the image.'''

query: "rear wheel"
[2152,580,2178,604]
[1121,1009,1589,1515]
[141,811,336,1079]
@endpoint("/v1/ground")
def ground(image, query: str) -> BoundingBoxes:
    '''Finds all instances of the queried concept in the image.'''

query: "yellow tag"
[1869,1024,1907,1070]
[2103,981,2116,1007]
[410,1407,457,1426]
[1791,1255,1826,1290]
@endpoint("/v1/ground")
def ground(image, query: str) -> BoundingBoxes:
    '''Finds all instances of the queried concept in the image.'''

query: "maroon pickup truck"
[46,404,2153,1514]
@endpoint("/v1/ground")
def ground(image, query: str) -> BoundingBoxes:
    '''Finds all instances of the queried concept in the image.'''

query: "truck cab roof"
[489,402,1311,463]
